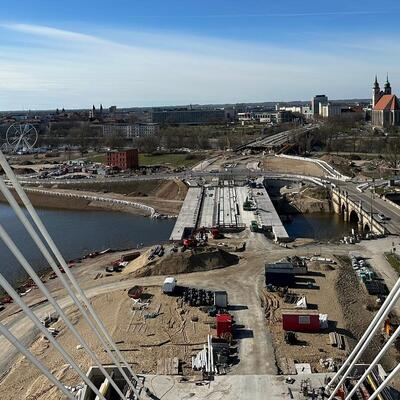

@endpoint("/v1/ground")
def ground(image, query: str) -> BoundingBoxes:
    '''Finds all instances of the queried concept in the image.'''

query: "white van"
[162,277,177,294]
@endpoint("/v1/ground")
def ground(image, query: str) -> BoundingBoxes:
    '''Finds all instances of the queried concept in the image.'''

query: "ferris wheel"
[6,123,38,153]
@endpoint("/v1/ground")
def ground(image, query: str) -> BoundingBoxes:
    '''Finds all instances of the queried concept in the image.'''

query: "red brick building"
[106,149,139,170]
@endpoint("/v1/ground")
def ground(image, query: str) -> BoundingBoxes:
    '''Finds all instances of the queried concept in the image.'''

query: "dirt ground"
[266,257,398,374]
[0,179,188,216]
[0,286,213,400]
[283,185,331,214]
[129,247,240,278]
[262,156,326,177]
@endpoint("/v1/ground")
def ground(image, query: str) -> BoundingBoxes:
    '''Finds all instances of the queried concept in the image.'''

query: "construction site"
[0,148,399,400]
[170,178,289,243]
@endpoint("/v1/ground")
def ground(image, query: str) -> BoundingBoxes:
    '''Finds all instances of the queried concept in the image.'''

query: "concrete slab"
[198,186,217,228]
[170,187,203,241]
[252,186,289,241]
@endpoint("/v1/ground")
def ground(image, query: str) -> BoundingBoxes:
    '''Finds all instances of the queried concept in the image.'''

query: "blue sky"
[0,0,399,110]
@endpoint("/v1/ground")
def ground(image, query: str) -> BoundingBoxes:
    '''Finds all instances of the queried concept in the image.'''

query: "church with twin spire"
[372,75,400,127]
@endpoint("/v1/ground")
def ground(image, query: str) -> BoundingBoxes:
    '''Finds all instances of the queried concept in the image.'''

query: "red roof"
[374,94,400,111]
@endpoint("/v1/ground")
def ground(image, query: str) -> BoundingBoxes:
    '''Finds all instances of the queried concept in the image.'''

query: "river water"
[0,204,175,286]
[0,203,351,287]
[283,212,350,241]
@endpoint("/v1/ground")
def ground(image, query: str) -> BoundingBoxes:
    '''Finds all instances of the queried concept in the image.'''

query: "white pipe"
[345,325,400,400]
[0,151,143,395]
[0,273,107,400]
[0,323,75,400]
[327,279,400,399]
[0,177,139,398]
[369,363,400,400]
[0,222,127,400]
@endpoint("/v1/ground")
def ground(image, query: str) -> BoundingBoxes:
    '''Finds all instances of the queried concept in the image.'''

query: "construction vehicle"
[183,227,210,249]
[183,236,198,249]
[250,220,260,232]
[243,196,255,211]
[211,227,221,240]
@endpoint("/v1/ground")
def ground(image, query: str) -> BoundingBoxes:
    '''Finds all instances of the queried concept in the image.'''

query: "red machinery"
[183,237,198,248]
[211,227,221,240]
[216,313,233,342]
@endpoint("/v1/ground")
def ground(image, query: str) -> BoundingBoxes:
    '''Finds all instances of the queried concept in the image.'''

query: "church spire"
[384,73,391,94]
[373,75,380,89]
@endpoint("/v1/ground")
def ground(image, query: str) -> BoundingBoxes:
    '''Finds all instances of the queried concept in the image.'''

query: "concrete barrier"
[275,154,351,181]
[22,187,156,217]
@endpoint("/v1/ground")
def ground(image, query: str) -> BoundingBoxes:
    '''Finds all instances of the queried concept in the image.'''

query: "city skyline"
[0,0,400,110]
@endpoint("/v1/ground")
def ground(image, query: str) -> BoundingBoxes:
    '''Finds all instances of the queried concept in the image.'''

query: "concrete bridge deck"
[170,180,288,241]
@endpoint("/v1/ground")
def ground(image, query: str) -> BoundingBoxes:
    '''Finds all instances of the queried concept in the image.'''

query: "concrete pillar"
[343,207,348,222]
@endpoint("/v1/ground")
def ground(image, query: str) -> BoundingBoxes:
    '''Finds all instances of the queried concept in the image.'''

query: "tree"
[385,136,400,169]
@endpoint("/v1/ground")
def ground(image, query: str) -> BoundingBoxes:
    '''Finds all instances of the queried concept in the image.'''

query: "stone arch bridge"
[331,187,386,235]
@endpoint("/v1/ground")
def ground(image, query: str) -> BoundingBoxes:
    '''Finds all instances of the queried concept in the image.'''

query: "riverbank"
[32,178,185,215]
[0,184,184,217]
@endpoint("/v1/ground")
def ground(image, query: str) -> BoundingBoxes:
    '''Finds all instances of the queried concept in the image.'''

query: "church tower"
[373,75,381,106]
[384,74,392,95]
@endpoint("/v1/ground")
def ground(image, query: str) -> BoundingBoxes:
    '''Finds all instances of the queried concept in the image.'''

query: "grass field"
[384,252,400,275]
[139,153,204,168]
[84,152,205,168]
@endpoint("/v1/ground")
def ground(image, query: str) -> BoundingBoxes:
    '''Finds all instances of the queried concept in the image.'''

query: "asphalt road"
[339,182,400,235]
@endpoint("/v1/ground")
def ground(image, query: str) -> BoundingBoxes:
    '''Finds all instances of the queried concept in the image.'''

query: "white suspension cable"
[0,177,140,398]
[369,364,400,400]
[326,277,400,398]
[0,323,75,400]
[0,273,107,400]
[345,324,400,400]
[0,222,128,400]
[0,150,144,394]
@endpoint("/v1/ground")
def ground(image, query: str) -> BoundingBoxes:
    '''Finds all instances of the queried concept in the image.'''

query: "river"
[0,203,175,286]
[283,212,351,240]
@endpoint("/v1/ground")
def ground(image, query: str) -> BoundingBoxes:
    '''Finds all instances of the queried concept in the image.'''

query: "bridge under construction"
[169,179,289,242]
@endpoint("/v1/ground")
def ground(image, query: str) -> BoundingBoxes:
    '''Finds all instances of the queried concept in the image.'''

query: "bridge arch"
[349,210,359,224]
[364,223,371,233]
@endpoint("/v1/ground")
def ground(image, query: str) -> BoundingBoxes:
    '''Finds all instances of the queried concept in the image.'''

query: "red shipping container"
[282,311,320,332]
[216,313,232,338]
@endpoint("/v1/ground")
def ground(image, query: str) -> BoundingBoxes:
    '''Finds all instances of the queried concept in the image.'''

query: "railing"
[21,187,156,216]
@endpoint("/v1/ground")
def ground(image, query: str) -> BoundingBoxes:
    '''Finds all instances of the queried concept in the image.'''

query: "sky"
[0,0,400,110]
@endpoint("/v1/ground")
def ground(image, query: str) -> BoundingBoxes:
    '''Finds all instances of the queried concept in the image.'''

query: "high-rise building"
[311,95,328,115]
[320,103,342,118]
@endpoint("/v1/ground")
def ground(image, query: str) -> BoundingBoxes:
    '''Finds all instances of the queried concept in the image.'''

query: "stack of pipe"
[191,335,216,374]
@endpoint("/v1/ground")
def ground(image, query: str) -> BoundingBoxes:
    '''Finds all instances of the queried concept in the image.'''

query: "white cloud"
[0,23,398,110]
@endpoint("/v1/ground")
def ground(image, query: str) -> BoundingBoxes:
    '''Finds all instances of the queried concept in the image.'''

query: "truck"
[162,277,177,294]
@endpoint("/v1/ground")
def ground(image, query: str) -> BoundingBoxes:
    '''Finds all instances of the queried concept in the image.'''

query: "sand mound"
[132,248,239,277]
[123,249,152,275]
[319,154,353,176]
[154,179,188,201]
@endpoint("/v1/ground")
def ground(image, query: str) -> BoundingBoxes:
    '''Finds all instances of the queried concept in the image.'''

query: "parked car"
[378,213,390,221]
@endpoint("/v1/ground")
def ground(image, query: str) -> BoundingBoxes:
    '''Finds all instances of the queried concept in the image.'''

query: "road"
[236,125,317,151]
[339,181,400,235]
